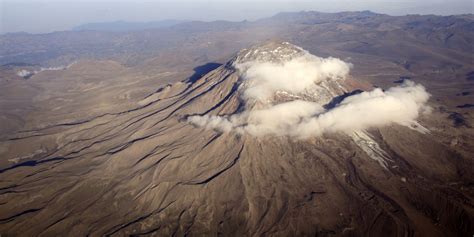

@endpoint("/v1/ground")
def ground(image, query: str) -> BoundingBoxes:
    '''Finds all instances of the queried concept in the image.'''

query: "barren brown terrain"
[0,11,473,236]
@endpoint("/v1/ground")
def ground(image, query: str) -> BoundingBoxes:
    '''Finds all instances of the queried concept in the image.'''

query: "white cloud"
[16,69,33,78]
[188,49,430,139]
[289,81,431,138]
[236,54,351,102]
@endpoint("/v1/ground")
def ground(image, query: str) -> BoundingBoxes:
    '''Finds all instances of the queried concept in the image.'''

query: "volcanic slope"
[0,42,473,236]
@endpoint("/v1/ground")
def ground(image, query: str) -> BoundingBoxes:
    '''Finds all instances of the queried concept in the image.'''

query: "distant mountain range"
[72,19,188,32]
[1,11,473,69]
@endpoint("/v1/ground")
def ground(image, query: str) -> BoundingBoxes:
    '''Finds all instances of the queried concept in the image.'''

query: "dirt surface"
[0,11,473,236]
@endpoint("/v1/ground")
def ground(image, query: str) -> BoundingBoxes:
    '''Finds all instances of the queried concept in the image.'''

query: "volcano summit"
[0,42,473,236]
[189,42,431,167]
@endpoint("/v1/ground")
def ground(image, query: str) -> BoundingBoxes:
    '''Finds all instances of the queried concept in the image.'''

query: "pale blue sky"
[1,0,473,33]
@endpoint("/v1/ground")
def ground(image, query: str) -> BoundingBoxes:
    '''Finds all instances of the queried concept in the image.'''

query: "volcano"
[0,42,473,236]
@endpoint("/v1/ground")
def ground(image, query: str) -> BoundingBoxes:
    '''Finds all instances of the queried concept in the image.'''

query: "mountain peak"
[228,42,353,106]
[233,41,305,64]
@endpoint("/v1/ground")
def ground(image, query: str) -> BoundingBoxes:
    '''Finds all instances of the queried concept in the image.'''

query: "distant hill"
[1,11,472,68]
[72,19,188,32]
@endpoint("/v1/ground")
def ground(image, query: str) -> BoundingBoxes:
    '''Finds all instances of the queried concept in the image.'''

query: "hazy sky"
[1,0,473,33]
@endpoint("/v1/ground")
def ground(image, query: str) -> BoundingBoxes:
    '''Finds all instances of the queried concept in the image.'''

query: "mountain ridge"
[72,19,189,32]
[1,41,472,236]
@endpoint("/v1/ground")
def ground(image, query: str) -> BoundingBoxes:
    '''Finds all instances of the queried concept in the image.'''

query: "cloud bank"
[235,53,351,101]
[188,50,430,139]
[16,63,75,79]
